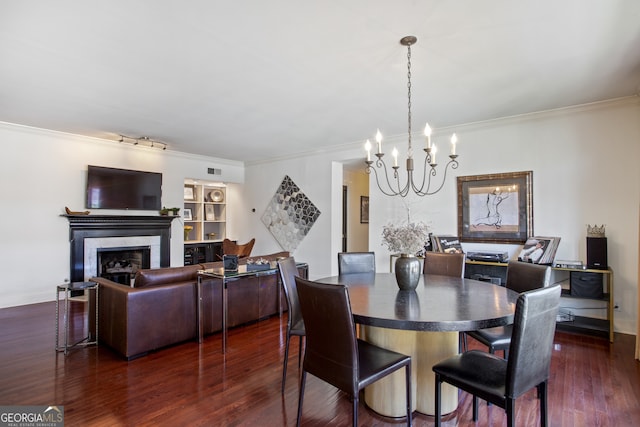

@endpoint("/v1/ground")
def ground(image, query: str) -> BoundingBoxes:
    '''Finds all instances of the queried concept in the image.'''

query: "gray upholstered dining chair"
[433,285,561,427]
[295,276,412,427]
[337,251,375,274]
[423,251,466,277]
[277,256,305,393]
[465,260,551,357]
[423,251,466,351]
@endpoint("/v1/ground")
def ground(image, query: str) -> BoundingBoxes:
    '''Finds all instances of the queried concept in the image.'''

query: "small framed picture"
[183,208,193,221]
[360,196,369,224]
[205,205,215,221]
[184,185,195,201]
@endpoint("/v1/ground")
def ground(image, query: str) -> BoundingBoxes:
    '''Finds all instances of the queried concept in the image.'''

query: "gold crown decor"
[587,224,606,237]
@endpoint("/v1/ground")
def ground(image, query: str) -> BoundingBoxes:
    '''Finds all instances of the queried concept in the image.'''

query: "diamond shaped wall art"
[261,175,321,252]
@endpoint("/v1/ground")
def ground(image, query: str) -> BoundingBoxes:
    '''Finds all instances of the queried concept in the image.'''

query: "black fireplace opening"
[97,246,151,286]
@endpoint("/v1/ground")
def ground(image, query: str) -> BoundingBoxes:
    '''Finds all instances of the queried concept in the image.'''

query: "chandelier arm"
[410,155,434,195]
[366,161,404,197]
[415,158,459,196]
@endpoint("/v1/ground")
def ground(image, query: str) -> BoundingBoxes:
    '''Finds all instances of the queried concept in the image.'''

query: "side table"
[55,281,99,355]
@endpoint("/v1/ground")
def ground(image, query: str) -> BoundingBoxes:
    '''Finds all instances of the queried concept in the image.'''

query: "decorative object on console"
[223,254,239,272]
[261,175,321,252]
[457,171,533,243]
[517,236,561,265]
[431,235,464,254]
[246,258,273,271]
[364,35,459,198]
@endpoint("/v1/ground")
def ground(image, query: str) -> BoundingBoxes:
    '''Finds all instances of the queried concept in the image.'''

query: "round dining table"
[316,273,519,418]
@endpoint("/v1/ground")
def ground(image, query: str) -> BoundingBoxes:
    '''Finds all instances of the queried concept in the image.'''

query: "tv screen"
[86,165,162,210]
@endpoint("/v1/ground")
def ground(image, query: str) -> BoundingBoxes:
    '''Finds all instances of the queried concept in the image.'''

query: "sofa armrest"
[92,277,197,359]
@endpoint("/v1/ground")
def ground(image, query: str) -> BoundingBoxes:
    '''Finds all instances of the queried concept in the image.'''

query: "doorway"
[342,162,369,252]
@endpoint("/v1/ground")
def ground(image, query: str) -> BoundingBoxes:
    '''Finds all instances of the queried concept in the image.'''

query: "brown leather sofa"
[92,251,298,360]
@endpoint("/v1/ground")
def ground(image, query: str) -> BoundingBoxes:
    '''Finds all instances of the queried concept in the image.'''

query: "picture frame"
[360,196,369,224]
[184,185,195,201]
[183,208,193,221]
[205,204,215,221]
[457,171,533,243]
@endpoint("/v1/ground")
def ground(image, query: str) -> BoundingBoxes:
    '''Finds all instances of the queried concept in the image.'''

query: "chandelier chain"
[407,43,412,157]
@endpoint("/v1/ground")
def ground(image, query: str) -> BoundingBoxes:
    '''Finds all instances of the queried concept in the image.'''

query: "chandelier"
[365,36,459,197]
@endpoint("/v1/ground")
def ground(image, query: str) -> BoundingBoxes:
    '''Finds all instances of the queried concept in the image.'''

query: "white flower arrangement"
[381,222,430,255]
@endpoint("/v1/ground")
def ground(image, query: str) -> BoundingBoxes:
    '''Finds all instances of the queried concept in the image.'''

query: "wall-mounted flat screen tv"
[86,165,162,210]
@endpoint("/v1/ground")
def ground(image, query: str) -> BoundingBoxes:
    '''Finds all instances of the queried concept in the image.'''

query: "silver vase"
[394,254,421,290]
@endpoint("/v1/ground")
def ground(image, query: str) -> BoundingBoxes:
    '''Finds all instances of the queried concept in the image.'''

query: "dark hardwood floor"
[1,300,639,426]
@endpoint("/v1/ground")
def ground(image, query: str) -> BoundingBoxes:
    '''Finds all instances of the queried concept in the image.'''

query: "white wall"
[242,98,640,334]
[0,122,243,308]
[2,98,639,335]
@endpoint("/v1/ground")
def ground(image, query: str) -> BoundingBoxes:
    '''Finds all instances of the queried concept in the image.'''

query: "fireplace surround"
[65,215,176,282]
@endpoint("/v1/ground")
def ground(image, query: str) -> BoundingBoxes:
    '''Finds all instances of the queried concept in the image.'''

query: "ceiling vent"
[207,168,222,175]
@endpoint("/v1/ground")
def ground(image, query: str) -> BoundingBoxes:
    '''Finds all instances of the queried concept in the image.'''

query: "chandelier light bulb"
[392,147,399,167]
[375,129,383,153]
[451,133,458,155]
[364,139,372,161]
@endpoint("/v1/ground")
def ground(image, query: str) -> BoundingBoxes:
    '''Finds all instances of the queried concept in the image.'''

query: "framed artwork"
[205,205,215,221]
[184,185,195,201]
[360,196,369,224]
[183,208,193,221]
[457,171,533,243]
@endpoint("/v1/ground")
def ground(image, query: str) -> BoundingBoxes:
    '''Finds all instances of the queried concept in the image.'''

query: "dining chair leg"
[352,394,358,427]
[506,398,515,427]
[472,395,478,421]
[540,380,548,427]
[405,364,412,427]
[296,370,307,427]
[282,333,291,393]
[297,336,303,368]
[434,373,441,427]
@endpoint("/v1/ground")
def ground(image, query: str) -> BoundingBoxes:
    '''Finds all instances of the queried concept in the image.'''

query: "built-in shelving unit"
[183,181,227,243]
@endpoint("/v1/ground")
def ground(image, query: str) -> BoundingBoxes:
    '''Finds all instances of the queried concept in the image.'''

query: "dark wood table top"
[316,273,519,332]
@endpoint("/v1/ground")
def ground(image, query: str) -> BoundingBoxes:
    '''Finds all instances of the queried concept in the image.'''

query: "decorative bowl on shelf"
[209,190,224,203]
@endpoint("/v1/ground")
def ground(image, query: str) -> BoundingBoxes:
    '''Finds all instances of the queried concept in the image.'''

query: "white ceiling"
[1,1,639,163]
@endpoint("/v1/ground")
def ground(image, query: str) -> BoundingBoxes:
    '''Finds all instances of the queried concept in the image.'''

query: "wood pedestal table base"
[362,326,458,417]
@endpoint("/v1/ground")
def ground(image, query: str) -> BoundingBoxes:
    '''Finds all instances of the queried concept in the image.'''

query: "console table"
[197,262,308,353]
[463,260,614,342]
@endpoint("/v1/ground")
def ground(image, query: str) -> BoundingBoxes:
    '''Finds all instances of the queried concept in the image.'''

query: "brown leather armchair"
[222,238,255,258]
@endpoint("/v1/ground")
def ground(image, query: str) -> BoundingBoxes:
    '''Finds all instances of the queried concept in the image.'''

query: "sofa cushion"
[134,264,202,288]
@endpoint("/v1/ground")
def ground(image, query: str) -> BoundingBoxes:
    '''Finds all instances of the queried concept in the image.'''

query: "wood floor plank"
[1,301,638,426]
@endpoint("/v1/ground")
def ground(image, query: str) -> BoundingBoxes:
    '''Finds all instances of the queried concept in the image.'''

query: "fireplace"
[97,246,151,286]
[65,215,176,283]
